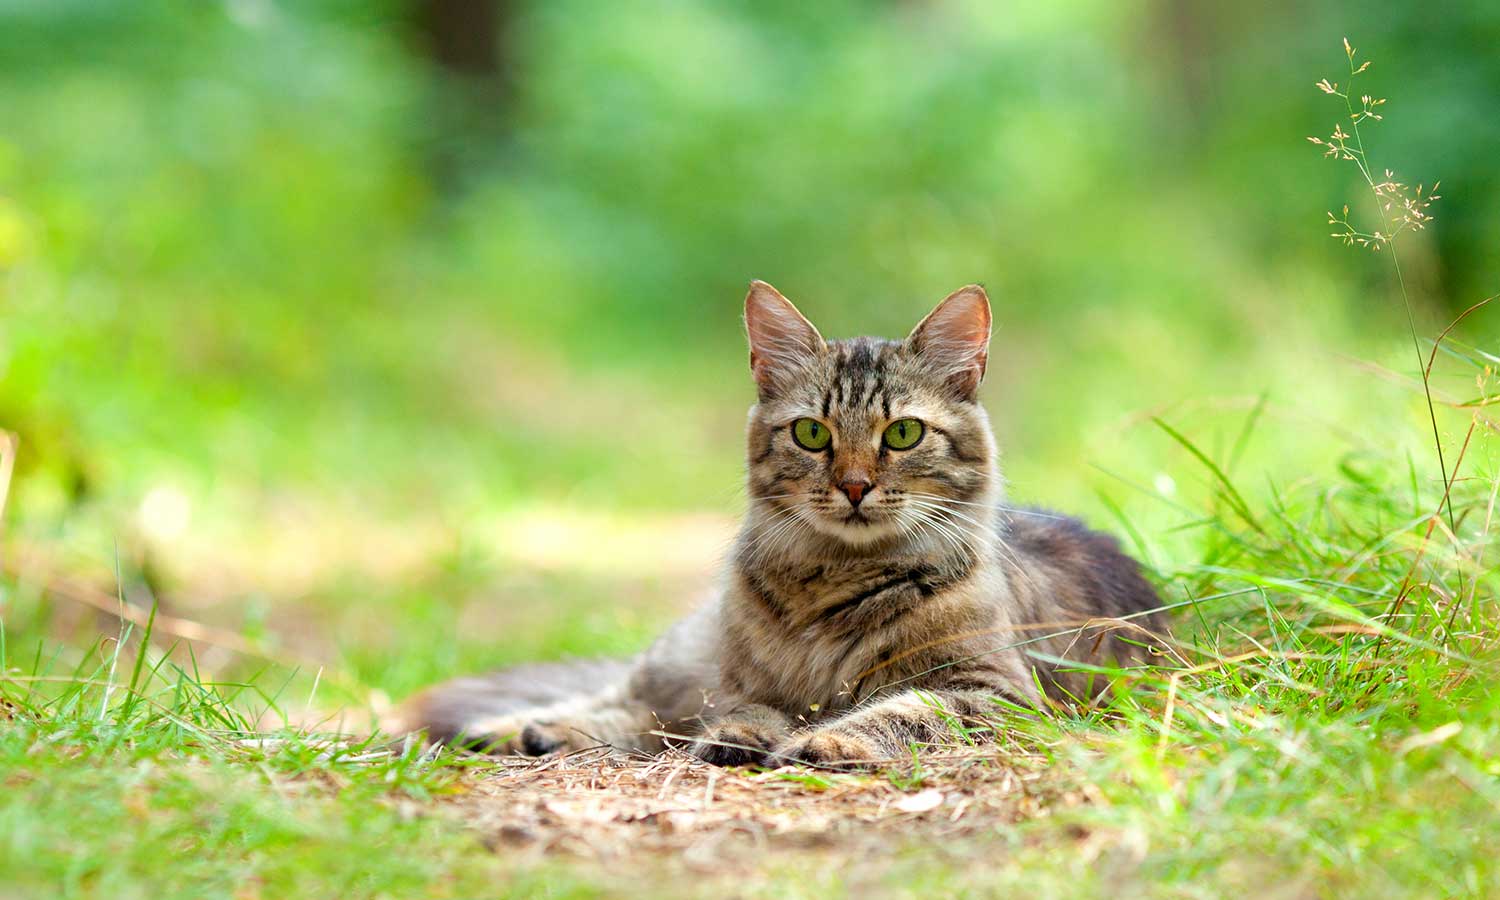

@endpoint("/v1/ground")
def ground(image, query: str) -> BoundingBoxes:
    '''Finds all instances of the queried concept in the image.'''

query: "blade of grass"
[1152,417,1265,535]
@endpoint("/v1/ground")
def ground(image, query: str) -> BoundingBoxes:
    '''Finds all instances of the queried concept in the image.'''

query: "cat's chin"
[807,515,904,547]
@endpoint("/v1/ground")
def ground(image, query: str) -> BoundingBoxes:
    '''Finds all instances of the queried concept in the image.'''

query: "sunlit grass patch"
[0,595,531,899]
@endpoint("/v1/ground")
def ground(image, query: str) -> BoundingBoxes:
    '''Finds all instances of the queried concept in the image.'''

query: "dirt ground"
[435,744,1088,888]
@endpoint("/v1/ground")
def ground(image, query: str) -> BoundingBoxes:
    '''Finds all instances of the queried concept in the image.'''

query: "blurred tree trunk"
[1155,0,1213,123]
[414,0,505,78]
[410,0,513,189]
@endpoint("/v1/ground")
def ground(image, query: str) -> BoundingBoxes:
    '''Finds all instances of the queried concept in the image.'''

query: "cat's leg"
[688,702,794,767]
[437,602,724,756]
[463,686,665,756]
[769,688,1019,770]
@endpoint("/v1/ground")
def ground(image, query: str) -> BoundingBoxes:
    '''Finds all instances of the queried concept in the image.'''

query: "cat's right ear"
[744,280,824,397]
[906,285,991,401]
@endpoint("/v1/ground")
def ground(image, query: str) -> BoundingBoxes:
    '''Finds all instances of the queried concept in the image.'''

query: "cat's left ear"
[906,285,991,401]
[745,280,825,398]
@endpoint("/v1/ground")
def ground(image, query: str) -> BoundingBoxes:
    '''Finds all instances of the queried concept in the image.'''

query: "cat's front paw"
[446,714,525,753]
[458,715,595,756]
[516,720,599,756]
[772,729,880,770]
[690,722,777,768]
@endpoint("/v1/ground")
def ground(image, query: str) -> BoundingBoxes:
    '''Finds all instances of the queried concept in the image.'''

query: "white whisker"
[904,498,992,534]
[743,503,816,565]
[910,507,972,560]
[903,496,1044,594]
[905,492,1069,522]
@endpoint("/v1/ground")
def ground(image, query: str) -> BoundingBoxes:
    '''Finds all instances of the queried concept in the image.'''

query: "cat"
[394,281,1165,768]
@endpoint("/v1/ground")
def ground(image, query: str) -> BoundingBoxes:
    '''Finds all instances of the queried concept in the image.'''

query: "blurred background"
[1,0,1496,714]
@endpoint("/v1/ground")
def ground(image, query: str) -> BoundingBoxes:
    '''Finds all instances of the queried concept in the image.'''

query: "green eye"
[792,418,832,451]
[882,418,924,450]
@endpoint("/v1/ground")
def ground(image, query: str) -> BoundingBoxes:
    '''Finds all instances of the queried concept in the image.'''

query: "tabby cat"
[395,282,1164,768]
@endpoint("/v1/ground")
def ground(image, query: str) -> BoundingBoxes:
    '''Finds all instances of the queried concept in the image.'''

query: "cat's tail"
[388,657,635,746]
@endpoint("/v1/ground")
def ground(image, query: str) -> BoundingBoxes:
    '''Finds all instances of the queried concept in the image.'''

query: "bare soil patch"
[440,747,1081,877]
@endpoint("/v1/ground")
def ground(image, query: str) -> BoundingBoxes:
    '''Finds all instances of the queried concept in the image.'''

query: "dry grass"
[441,746,1073,877]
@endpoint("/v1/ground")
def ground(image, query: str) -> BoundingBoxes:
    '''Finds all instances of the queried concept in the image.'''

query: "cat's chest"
[731,558,983,710]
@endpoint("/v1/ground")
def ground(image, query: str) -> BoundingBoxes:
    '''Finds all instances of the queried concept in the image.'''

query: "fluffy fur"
[394,282,1165,768]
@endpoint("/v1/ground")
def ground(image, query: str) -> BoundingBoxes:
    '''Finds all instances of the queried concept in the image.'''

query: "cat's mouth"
[793,499,903,545]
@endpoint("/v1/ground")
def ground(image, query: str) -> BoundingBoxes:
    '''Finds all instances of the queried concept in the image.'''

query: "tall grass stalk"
[1309,38,1486,634]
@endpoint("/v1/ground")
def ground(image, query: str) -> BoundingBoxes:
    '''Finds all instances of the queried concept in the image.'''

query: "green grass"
[0,606,614,899]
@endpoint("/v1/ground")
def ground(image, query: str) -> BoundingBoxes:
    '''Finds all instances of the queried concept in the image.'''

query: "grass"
[3,34,1500,900]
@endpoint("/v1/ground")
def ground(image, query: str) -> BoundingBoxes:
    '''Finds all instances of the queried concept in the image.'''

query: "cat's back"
[996,507,1165,681]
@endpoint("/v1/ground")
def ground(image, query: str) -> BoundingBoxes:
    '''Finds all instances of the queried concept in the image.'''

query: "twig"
[1,553,312,667]
[1425,295,1498,379]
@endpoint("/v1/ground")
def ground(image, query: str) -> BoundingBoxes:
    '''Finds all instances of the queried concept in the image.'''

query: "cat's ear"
[744,280,824,396]
[906,285,991,400]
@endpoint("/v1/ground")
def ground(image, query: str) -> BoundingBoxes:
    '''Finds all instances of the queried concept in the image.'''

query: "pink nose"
[839,479,872,506]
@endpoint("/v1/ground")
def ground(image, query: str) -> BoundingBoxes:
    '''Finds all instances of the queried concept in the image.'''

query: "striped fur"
[393,282,1165,768]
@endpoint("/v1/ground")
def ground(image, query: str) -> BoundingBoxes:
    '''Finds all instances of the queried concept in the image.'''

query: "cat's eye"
[792,418,832,451]
[882,418,924,450]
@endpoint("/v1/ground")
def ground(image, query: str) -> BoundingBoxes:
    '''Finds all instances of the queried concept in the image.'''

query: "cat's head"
[741,281,1000,551]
